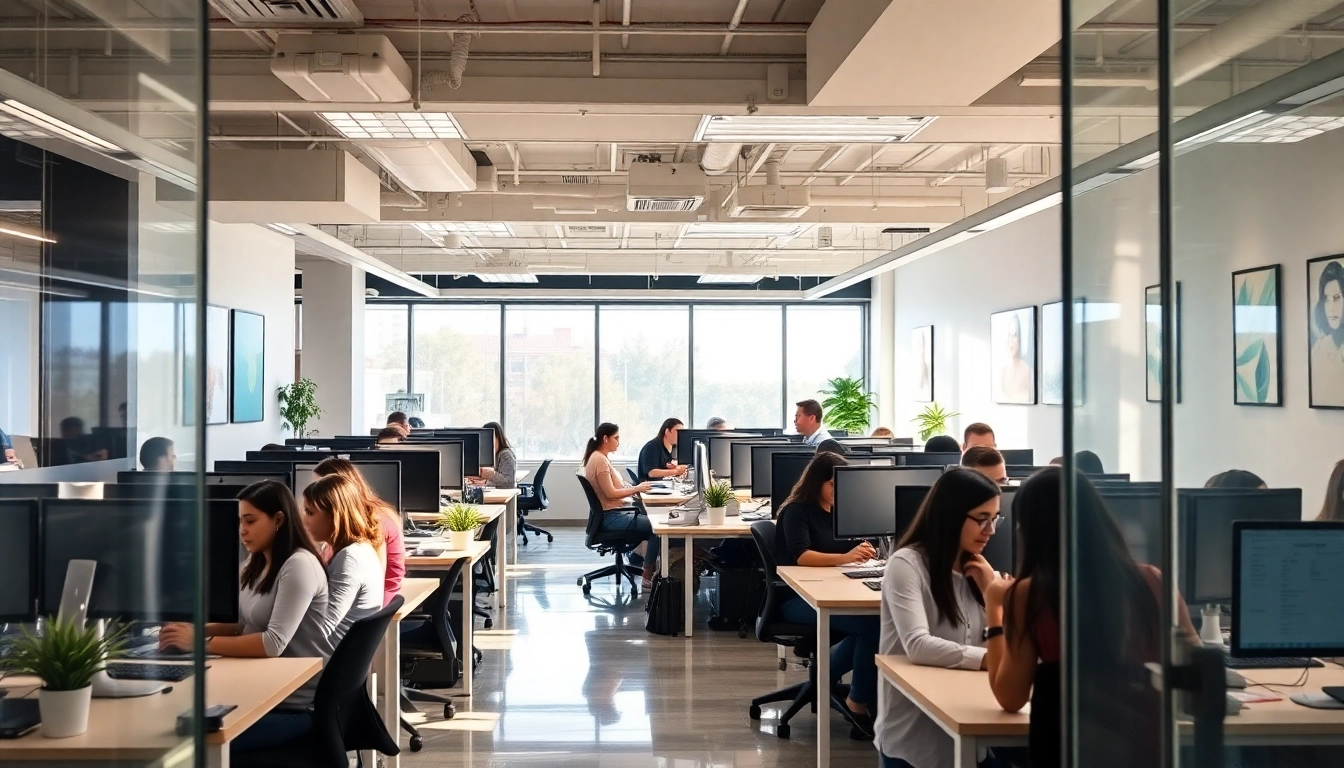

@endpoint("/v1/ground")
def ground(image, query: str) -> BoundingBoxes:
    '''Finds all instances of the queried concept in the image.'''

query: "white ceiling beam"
[290,224,437,297]
[0,19,807,36]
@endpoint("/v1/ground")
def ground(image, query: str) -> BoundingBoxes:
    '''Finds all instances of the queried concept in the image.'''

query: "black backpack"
[644,575,685,636]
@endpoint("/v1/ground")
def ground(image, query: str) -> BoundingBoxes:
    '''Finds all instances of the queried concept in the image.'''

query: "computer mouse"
[1226,669,1247,689]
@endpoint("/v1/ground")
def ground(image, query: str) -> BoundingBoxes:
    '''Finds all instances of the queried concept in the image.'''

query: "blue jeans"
[599,509,658,562]
[779,596,880,708]
[230,710,313,754]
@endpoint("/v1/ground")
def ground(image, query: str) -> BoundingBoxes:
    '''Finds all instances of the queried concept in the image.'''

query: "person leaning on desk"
[471,420,518,489]
[313,457,405,606]
[636,418,689,482]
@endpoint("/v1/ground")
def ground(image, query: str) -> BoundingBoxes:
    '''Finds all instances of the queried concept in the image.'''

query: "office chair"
[746,521,861,740]
[246,597,403,767]
[625,467,639,485]
[517,459,553,544]
[576,475,645,595]
[472,512,501,629]
[401,559,471,721]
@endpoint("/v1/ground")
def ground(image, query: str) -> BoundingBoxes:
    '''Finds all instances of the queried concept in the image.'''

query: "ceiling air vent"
[626,163,706,213]
[564,225,611,237]
[212,0,364,27]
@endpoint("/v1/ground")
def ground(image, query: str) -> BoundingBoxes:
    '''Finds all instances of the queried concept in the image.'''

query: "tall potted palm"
[278,378,324,438]
[820,376,877,434]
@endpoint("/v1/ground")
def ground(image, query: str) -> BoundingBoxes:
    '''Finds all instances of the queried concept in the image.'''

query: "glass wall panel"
[413,305,502,427]
[364,306,409,429]
[785,305,864,430]
[692,306,783,429]
[505,306,596,460]
[598,306,689,446]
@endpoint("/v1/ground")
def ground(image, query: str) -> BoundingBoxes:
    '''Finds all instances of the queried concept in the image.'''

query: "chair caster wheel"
[444,704,456,719]
[484,618,494,629]
[409,735,424,752]
[776,724,790,739]
[778,659,787,671]
[749,704,762,720]
[546,534,554,542]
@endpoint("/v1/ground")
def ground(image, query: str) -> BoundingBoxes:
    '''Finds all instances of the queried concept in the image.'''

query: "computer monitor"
[998,449,1034,466]
[1006,465,1050,479]
[39,499,240,623]
[1231,521,1344,658]
[294,461,401,512]
[706,434,767,481]
[835,438,894,448]
[0,500,38,622]
[893,486,932,543]
[1179,488,1302,606]
[846,455,897,468]
[382,441,465,490]
[207,472,290,488]
[833,466,913,539]
[734,427,784,437]
[983,487,1016,574]
[1097,484,1163,566]
[729,439,789,489]
[429,429,494,468]
[887,466,947,486]
[898,452,962,467]
[678,429,727,465]
[246,449,439,512]
[214,461,297,488]
[0,483,61,500]
[693,440,711,494]
[770,452,815,515]
[102,483,251,502]
[751,445,811,497]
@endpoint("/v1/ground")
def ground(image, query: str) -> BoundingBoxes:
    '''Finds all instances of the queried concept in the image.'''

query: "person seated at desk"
[1047,450,1105,475]
[139,437,176,471]
[1318,459,1344,520]
[583,422,656,568]
[301,475,385,646]
[793,399,828,447]
[962,422,996,451]
[1205,469,1266,489]
[705,416,731,430]
[923,435,960,453]
[636,418,689,482]
[386,411,411,437]
[58,416,108,464]
[876,468,1008,768]
[472,420,517,489]
[313,457,404,607]
[774,451,881,736]
[871,426,895,439]
[376,427,405,445]
[159,481,332,754]
[983,468,1196,768]
[961,446,1007,485]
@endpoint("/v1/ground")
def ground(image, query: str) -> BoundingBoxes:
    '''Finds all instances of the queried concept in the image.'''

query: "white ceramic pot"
[39,686,92,738]
[707,506,727,526]
[447,529,474,551]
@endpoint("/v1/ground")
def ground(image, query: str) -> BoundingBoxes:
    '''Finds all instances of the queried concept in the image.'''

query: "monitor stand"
[1199,603,1225,647]
[57,562,166,698]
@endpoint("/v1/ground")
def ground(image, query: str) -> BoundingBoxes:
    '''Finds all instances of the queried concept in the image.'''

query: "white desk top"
[648,510,759,537]
[777,565,882,611]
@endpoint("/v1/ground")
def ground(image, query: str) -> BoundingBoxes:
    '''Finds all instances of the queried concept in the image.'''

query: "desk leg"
[499,496,515,609]
[207,743,229,768]
[816,607,830,768]
[382,618,402,768]
[683,535,694,638]
[462,569,474,697]
[954,735,977,768]
[660,533,669,579]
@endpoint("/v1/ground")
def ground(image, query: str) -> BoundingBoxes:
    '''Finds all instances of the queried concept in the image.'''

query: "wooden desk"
[410,504,508,609]
[777,565,881,768]
[640,487,753,507]
[445,488,522,607]
[405,540,492,698]
[379,577,439,768]
[0,657,320,768]
[647,510,757,638]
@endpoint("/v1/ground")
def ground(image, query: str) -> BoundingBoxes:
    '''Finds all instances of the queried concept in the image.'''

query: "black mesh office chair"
[517,459,553,544]
[746,521,857,740]
[576,475,645,595]
[246,597,404,766]
[625,467,639,485]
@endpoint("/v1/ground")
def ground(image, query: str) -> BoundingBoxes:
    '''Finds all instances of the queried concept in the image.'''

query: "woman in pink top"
[582,422,656,553]
[314,457,405,605]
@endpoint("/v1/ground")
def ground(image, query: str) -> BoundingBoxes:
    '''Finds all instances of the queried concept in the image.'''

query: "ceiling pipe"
[592,0,602,77]
[700,143,743,175]
[0,19,809,36]
[807,192,964,208]
[721,0,751,55]
[1172,0,1343,85]
[531,194,626,213]
[621,0,631,49]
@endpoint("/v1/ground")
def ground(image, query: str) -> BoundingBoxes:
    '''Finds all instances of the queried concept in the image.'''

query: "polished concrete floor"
[401,524,881,767]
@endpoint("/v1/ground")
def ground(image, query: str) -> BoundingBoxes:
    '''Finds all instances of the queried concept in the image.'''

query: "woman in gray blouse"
[476,421,517,489]
[301,474,385,648]
[875,468,1009,768]
[158,481,332,755]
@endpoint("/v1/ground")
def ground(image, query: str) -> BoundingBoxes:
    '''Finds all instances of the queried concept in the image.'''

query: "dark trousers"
[779,596,880,708]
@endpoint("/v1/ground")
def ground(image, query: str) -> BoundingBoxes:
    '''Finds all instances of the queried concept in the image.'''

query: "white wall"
[892,129,1344,515]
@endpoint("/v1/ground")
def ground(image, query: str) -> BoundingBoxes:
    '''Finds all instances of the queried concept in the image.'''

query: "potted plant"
[703,480,733,526]
[4,617,126,738]
[278,378,324,438]
[912,402,959,442]
[820,376,878,434]
[438,503,484,551]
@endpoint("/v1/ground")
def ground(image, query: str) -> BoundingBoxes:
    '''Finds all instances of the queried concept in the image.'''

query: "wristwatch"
[983,626,1004,641]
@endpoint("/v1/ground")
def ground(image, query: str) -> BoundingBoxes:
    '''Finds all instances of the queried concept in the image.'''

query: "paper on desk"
[1230,691,1282,704]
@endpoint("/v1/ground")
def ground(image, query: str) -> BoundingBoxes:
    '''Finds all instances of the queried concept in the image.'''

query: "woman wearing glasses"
[875,467,1009,768]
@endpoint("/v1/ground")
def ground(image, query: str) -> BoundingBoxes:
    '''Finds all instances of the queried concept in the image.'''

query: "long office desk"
[876,655,1344,768]
[647,509,756,638]
[0,657,321,768]
[379,577,439,768]
[410,503,508,608]
[405,540,492,698]
[640,487,753,507]
[444,488,522,607]
[777,565,881,768]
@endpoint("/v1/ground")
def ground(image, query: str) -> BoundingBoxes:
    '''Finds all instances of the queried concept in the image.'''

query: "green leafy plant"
[438,503,485,532]
[702,480,733,508]
[4,617,127,691]
[912,402,959,442]
[820,376,878,434]
[278,378,324,438]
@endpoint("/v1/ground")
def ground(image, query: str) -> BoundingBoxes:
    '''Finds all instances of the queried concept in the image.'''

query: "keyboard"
[1224,655,1324,670]
[863,580,881,591]
[843,569,885,580]
[104,662,196,682]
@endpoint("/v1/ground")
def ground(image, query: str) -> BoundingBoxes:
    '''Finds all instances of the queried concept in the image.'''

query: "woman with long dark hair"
[476,421,518,489]
[773,451,882,736]
[1318,459,1344,520]
[583,422,656,551]
[302,474,384,647]
[636,417,689,482]
[314,457,404,607]
[983,468,1195,768]
[876,468,1007,768]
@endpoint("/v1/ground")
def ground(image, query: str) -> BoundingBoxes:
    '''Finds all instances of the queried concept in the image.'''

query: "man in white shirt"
[794,399,827,447]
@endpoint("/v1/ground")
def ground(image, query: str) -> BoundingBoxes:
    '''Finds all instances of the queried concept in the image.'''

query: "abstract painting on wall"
[991,306,1037,405]
[911,325,934,403]
[230,310,265,423]
[1307,255,1344,409]
[1232,265,1281,406]
[205,304,230,425]
[1145,283,1182,403]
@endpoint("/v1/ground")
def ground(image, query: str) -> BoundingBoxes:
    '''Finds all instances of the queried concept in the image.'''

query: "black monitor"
[0,483,61,500]
[0,500,38,622]
[893,486,932,544]
[751,445,811,497]
[102,483,250,502]
[207,472,290,488]
[387,439,471,483]
[293,460,401,512]
[998,449,1034,466]
[429,429,493,469]
[769,452,815,515]
[1179,488,1302,606]
[39,499,240,623]
[678,429,729,465]
[983,486,1016,574]
[733,427,784,437]
[898,452,962,467]
[1097,484,1163,566]
[729,439,789,489]
[1006,465,1050,478]
[833,466,915,539]
[246,450,439,512]
[846,455,897,468]
[707,434,765,481]
[214,461,297,488]
[1231,521,1344,658]
[835,438,895,448]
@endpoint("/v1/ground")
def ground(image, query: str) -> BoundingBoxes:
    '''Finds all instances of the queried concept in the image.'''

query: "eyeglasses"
[966,514,1005,532]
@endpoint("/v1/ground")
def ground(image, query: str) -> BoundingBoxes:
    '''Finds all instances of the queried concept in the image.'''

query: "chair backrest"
[749,520,804,644]
[625,467,639,486]
[576,474,607,545]
[310,595,403,765]
[532,459,551,508]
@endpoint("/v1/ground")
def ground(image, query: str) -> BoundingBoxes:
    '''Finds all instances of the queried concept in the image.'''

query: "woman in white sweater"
[301,474,385,647]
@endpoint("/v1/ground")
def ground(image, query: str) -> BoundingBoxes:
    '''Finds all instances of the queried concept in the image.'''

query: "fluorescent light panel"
[682,222,807,238]
[697,273,764,284]
[0,223,56,244]
[413,222,515,237]
[1218,114,1344,143]
[695,115,936,143]
[474,272,538,284]
[320,112,465,140]
[0,100,122,152]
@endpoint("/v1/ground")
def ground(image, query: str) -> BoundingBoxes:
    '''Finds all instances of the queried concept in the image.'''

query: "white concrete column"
[870,271,897,431]
[300,259,365,435]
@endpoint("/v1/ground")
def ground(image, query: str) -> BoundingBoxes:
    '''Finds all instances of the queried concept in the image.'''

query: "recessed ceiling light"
[413,222,515,237]
[319,112,466,140]
[697,272,765,284]
[682,222,807,238]
[695,115,936,143]
[474,272,538,284]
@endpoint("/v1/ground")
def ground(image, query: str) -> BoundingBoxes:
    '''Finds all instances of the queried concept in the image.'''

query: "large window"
[785,305,866,428]
[413,305,501,427]
[364,306,408,428]
[692,306,783,430]
[599,306,689,447]
[505,306,595,460]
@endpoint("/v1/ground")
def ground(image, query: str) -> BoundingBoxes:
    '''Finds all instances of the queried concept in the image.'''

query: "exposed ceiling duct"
[699,143,745,175]
[1172,0,1344,85]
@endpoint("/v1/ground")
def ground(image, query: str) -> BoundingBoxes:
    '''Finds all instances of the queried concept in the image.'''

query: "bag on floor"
[645,575,684,636]
[707,565,765,635]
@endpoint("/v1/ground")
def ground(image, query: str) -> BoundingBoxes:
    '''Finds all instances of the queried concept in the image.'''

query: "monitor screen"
[982,487,1015,574]
[247,450,439,512]
[770,453,814,514]
[1098,485,1163,566]
[694,441,711,493]
[751,445,810,497]
[214,461,299,487]
[0,483,60,500]
[707,435,761,480]
[893,486,932,543]
[730,440,788,489]
[1179,488,1302,605]
[1006,465,1050,479]
[899,452,962,467]
[834,467,912,539]
[0,500,37,622]
[294,461,401,512]
[1232,522,1344,657]
[847,456,897,468]
[207,472,290,489]
[429,429,493,469]
[676,429,744,465]
[383,441,464,490]
[998,449,1034,466]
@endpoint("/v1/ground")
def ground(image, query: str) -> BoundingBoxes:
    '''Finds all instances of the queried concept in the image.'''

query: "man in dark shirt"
[636,418,689,482]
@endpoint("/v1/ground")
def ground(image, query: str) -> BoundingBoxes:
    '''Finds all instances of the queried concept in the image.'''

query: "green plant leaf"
[819,376,875,433]
[1236,278,1250,307]
[1255,343,1271,402]
[1235,338,1265,367]
[4,616,128,691]
[1258,273,1277,307]
[1236,372,1255,402]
